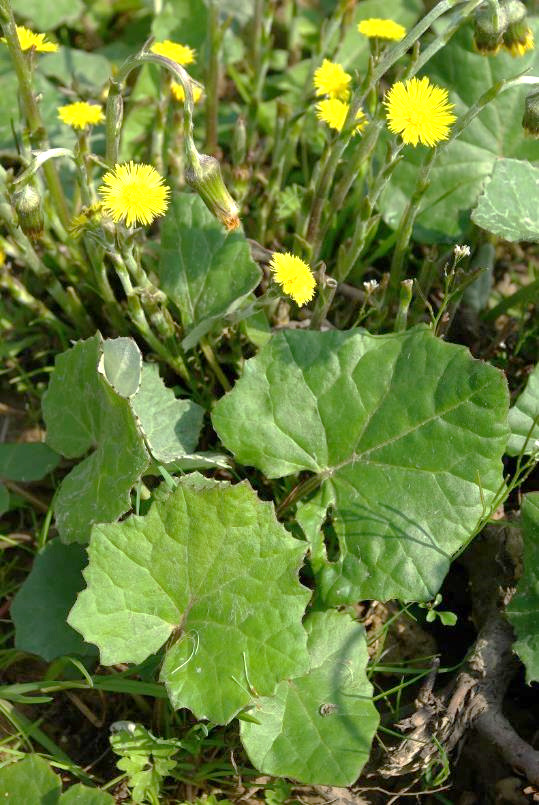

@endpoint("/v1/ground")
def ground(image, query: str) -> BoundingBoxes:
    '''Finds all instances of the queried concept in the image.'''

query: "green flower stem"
[151,71,168,174]
[409,0,487,79]
[388,147,436,295]
[394,279,414,331]
[309,273,337,330]
[0,0,70,229]
[0,200,93,332]
[368,0,485,89]
[108,250,189,382]
[74,131,95,206]
[0,264,62,328]
[315,118,385,258]
[388,73,539,297]
[200,336,231,392]
[336,141,403,283]
[303,89,367,259]
[204,0,222,154]
[105,44,196,167]
[276,473,323,518]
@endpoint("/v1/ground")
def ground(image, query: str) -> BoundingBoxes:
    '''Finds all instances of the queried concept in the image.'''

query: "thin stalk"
[0,266,62,328]
[368,0,485,89]
[309,273,337,329]
[389,148,436,294]
[0,201,93,332]
[315,117,385,256]
[199,336,231,392]
[276,474,323,517]
[394,279,414,331]
[0,0,70,228]
[205,0,221,154]
[109,250,191,383]
[151,71,168,173]
[336,142,403,283]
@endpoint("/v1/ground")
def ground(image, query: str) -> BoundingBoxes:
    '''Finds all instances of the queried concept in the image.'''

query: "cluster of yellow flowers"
[313,17,457,148]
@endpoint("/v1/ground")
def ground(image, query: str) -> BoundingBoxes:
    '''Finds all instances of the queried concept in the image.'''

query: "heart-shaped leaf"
[507,493,539,683]
[240,610,379,786]
[11,540,97,661]
[379,22,539,242]
[507,363,539,456]
[42,335,149,543]
[212,327,509,603]
[158,194,261,350]
[0,443,60,482]
[131,363,204,463]
[68,475,311,723]
[0,755,114,804]
[472,158,539,242]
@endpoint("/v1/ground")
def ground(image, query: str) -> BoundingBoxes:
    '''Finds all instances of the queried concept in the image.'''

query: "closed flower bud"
[232,115,246,166]
[185,152,240,231]
[501,0,534,56]
[473,1,508,54]
[14,185,44,237]
[522,89,539,136]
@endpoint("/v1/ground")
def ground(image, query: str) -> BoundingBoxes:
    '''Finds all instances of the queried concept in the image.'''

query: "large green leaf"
[379,21,539,242]
[0,443,60,482]
[131,364,204,463]
[11,540,97,661]
[507,493,539,684]
[240,610,379,786]
[507,363,539,456]
[11,0,84,29]
[212,327,509,603]
[158,194,261,350]
[68,475,311,724]
[0,755,114,804]
[38,49,111,92]
[42,335,149,543]
[0,755,60,805]
[472,158,539,242]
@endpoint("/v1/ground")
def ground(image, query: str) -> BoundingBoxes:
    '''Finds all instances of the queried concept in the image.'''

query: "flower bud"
[232,115,246,166]
[473,1,508,54]
[185,152,240,231]
[14,185,44,238]
[501,0,534,56]
[522,89,539,136]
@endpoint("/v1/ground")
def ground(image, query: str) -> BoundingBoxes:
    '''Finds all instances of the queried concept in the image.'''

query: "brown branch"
[380,524,539,785]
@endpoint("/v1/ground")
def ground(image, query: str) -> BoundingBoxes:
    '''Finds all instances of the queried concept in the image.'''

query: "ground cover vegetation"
[0,0,538,801]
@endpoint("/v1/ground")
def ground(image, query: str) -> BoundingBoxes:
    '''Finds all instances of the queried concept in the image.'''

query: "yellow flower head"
[69,203,104,237]
[504,28,534,56]
[269,252,316,306]
[315,98,366,134]
[98,162,170,228]
[170,81,203,104]
[150,40,196,65]
[313,59,352,100]
[4,25,58,52]
[384,76,456,147]
[357,18,406,41]
[57,101,105,130]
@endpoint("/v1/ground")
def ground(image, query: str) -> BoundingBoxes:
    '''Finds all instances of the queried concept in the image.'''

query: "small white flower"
[454,244,471,259]
[363,279,379,294]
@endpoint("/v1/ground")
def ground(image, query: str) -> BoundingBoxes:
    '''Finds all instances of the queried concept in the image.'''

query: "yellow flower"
[69,203,104,237]
[504,29,534,56]
[170,81,203,104]
[384,76,456,147]
[313,59,352,100]
[98,162,170,228]
[315,98,366,134]
[57,101,105,130]
[3,25,58,53]
[150,40,196,65]
[357,18,406,41]
[269,252,316,306]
